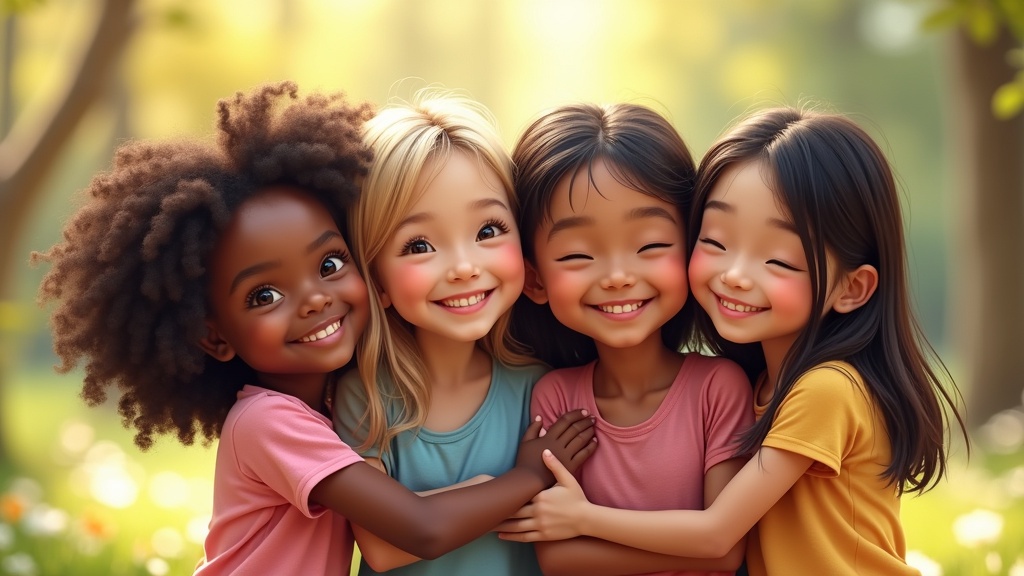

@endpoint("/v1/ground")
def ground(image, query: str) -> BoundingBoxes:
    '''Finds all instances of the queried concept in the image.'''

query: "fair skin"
[352,149,533,570]
[513,158,747,573]
[498,159,878,559]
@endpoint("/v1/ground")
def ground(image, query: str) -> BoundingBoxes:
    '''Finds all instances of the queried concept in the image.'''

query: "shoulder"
[534,362,592,393]
[683,354,751,392]
[791,361,867,403]
[495,360,550,388]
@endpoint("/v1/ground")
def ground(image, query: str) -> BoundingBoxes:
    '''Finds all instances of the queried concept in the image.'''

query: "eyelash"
[478,218,511,239]
[245,284,281,309]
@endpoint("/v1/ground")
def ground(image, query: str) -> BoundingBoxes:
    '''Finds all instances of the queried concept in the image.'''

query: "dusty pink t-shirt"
[195,385,363,576]
[532,354,754,576]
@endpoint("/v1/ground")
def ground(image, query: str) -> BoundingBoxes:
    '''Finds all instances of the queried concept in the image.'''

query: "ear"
[831,264,878,314]
[198,320,237,362]
[378,289,392,309]
[522,260,549,305]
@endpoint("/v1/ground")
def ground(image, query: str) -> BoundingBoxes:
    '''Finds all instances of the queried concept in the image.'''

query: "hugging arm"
[500,446,810,558]
[312,410,596,560]
[527,457,747,574]
[352,460,493,572]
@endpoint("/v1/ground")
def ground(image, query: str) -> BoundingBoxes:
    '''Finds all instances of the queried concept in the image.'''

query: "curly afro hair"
[34,81,374,450]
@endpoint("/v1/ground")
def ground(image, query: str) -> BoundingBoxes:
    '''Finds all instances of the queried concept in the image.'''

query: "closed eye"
[639,242,673,253]
[555,253,593,262]
[698,237,725,250]
[767,259,803,272]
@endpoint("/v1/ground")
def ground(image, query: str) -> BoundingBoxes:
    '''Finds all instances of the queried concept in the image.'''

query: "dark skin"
[200,186,598,559]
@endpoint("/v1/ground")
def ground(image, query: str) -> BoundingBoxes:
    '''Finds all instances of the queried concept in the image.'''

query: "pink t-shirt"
[195,385,363,576]
[532,354,754,576]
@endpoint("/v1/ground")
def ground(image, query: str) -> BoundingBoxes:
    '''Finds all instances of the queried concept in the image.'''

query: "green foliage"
[0,0,44,16]
[924,0,1024,119]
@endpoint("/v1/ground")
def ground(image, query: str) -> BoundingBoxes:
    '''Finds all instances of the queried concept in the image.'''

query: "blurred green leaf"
[1,0,44,16]
[162,6,195,30]
[967,3,999,45]
[0,301,29,332]
[922,5,965,32]
[992,77,1024,119]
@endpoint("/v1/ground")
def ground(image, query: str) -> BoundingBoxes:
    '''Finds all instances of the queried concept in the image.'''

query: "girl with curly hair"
[35,82,595,576]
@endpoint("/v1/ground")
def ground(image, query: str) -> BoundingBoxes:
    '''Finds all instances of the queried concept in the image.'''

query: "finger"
[505,504,534,519]
[544,409,590,439]
[521,415,542,442]
[498,531,541,543]
[563,420,596,450]
[554,412,596,444]
[570,437,599,467]
[543,449,580,488]
[494,518,531,533]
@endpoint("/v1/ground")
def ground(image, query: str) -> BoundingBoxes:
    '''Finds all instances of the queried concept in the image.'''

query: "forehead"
[548,158,679,219]
[213,186,341,263]
[410,149,509,210]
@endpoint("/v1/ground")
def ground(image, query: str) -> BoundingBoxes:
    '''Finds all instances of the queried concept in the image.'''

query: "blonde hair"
[351,91,533,454]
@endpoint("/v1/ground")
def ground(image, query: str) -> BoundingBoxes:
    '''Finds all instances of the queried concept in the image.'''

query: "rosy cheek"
[492,242,526,277]
[767,277,812,316]
[687,251,713,287]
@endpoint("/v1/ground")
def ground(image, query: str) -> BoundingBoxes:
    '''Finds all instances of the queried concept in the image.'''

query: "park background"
[1,0,1022,574]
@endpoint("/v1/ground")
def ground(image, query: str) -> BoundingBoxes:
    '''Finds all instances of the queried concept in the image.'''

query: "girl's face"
[688,160,814,363]
[527,158,689,350]
[203,186,369,382]
[374,149,525,343]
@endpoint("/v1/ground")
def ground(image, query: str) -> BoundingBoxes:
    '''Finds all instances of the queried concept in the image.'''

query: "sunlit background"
[1,0,1022,574]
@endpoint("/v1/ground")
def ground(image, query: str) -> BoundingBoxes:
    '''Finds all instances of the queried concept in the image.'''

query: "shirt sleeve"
[233,396,363,517]
[761,364,866,477]
[332,368,381,459]
[701,357,756,472]
[530,369,572,430]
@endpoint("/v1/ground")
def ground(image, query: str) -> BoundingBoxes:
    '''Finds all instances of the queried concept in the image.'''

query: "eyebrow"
[704,199,796,233]
[228,229,342,294]
[547,205,677,241]
[397,197,510,231]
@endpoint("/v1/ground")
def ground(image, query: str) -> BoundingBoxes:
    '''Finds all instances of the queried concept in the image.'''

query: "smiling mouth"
[720,298,765,313]
[596,300,647,314]
[297,320,341,343]
[440,291,490,308]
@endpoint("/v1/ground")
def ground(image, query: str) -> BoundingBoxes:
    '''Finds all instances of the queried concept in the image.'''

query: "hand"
[516,410,596,485]
[497,450,590,542]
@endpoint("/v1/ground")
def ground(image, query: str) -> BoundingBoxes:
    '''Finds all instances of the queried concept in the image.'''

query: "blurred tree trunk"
[947,27,1024,429]
[0,0,135,465]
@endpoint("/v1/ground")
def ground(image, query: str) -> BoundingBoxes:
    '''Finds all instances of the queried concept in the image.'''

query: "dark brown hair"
[34,82,373,450]
[510,102,698,368]
[691,107,967,493]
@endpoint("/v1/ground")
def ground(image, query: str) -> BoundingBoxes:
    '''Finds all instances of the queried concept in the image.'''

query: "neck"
[255,371,331,414]
[592,333,683,397]
[415,330,490,389]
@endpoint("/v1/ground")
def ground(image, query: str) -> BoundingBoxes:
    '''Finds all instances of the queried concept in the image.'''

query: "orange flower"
[79,509,115,541]
[0,494,25,523]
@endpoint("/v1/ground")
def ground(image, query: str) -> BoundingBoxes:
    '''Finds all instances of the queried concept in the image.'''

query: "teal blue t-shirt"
[333,358,547,576]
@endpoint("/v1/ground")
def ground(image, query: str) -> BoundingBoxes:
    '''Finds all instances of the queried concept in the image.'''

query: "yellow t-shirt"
[745,361,919,576]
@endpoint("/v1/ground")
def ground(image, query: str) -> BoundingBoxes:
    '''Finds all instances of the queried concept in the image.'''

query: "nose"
[300,289,332,317]
[720,262,753,291]
[447,257,481,282]
[600,264,636,290]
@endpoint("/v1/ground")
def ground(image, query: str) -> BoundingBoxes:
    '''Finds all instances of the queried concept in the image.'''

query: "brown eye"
[321,255,345,277]
[247,286,283,308]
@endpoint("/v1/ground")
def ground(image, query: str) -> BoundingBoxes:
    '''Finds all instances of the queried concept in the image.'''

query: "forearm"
[536,537,743,576]
[316,463,547,559]
[579,504,739,558]
[353,523,421,572]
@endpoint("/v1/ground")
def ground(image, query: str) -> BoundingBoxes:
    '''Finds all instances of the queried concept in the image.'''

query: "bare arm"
[312,410,596,560]
[500,446,810,558]
[530,457,747,574]
[353,460,493,572]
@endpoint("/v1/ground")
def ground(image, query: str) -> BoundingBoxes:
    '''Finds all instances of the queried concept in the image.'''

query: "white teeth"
[443,292,486,308]
[299,321,341,342]
[720,299,764,313]
[599,302,642,314]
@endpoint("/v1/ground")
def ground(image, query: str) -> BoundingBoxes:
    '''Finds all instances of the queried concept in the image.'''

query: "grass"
[1,367,1022,575]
